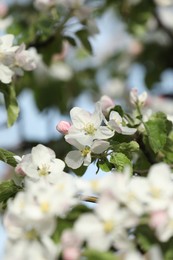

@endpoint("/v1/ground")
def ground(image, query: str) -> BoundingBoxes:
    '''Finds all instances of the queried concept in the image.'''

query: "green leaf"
[110,105,124,117]
[97,158,112,172]
[0,148,17,167]
[144,112,170,153]
[161,237,173,260]
[110,152,132,172]
[72,165,88,177]
[111,141,139,159]
[64,36,77,47]
[52,205,91,243]
[135,224,158,252]
[76,29,92,54]
[0,84,19,127]
[0,180,22,203]
[133,150,151,175]
[83,249,119,260]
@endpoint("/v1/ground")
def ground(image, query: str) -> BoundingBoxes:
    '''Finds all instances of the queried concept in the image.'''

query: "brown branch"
[82,196,98,203]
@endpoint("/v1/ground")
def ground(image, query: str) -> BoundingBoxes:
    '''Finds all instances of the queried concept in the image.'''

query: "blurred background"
[1,0,173,178]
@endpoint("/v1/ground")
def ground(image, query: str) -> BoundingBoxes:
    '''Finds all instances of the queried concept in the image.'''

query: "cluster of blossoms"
[57,98,136,169]
[3,143,173,259]
[2,90,173,259]
[0,34,36,84]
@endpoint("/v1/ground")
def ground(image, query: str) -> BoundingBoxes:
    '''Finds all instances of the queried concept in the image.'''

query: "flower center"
[40,201,50,213]
[25,229,38,240]
[84,123,96,135]
[81,146,91,157]
[37,164,51,176]
[103,220,114,233]
[150,187,161,198]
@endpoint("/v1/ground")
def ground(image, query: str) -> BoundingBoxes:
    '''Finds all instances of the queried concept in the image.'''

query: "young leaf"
[135,224,159,253]
[110,152,132,172]
[97,158,112,172]
[0,148,17,167]
[111,141,139,159]
[83,249,119,260]
[76,29,92,54]
[144,112,171,153]
[0,180,22,203]
[0,84,19,127]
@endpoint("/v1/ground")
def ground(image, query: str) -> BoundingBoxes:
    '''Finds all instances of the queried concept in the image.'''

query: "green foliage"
[0,84,19,127]
[110,105,124,117]
[0,180,22,204]
[110,152,132,172]
[111,141,139,159]
[135,224,159,252]
[52,204,91,243]
[83,249,119,260]
[0,148,17,167]
[72,165,88,177]
[144,112,172,154]
[76,29,93,54]
[97,158,112,172]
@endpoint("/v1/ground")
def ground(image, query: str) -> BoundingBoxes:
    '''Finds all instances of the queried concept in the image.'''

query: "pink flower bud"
[130,88,147,106]
[100,95,114,116]
[15,164,26,176]
[56,121,71,134]
[150,210,168,228]
[63,247,80,260]
[0,3,8,17]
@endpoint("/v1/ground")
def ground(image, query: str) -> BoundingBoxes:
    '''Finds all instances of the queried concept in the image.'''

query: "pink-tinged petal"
[63,247,81,260]
[65,151,83,169]
[100,95,114,115]
[150,210,168,228]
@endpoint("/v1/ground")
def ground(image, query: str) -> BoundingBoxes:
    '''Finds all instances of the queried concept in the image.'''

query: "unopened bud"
[100,95,114,116]
[130,88,148,107]
[56,121,71,134]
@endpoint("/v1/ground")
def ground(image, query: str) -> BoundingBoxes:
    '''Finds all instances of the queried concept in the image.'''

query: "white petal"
[109,111,122,123]
[91,102,103,127]
[83,153,91,166]
[70,107,91,129]
[0,34,14,49]
[0,63,13,83]
[65,151,83,169]
[120,126,137,135]
[32,144,55,165]
[92,140,110,154]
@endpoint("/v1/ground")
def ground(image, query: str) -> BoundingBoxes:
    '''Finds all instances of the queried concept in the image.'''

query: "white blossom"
[0,34,36,84]
[65,102,113,146]
[65,139,110,169]
[15,144,66,183]
[107,111,137,135]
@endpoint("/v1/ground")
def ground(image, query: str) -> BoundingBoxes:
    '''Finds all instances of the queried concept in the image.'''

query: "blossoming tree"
[1,1,173,260]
